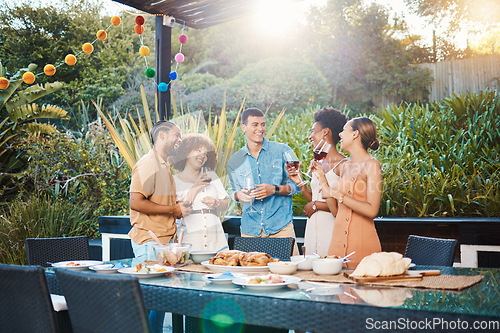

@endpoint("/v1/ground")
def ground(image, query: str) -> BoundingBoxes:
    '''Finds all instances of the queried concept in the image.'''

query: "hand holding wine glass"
[242,176,257,212]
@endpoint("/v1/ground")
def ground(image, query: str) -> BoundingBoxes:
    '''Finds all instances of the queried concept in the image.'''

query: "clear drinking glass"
[243,175,257,213]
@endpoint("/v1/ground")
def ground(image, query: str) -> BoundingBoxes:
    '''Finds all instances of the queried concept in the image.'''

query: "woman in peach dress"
[312,117,382,268]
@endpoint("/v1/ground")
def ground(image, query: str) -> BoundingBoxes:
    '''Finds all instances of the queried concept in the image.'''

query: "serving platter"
[345,271,423,284]
[232,275,301,291]
[51,260,103,270]
[201,260,269,273]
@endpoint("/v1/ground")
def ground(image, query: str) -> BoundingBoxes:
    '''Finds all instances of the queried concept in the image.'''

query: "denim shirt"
[227,139,300,236]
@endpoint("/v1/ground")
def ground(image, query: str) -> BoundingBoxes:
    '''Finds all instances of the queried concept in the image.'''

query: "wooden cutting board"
[344,271,424,284]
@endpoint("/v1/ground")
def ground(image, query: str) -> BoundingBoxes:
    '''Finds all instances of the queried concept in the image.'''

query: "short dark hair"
[314,107,348,144]
[241,108,265,125]
[150,120,178,145]
[172,133,217,171]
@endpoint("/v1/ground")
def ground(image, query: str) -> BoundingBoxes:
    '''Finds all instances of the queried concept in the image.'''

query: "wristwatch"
[274,185,280,194]
[338,194,345,203]
[312,201,318,212]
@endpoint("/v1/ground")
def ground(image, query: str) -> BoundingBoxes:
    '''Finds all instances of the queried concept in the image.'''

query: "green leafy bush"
[0,192,90,264]
[377,90,500,217]
[14,121,130,237]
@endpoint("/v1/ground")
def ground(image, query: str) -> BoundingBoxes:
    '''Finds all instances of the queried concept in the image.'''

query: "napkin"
[50,294,68,312]
[208,271,235,279]
[112,262,125,268]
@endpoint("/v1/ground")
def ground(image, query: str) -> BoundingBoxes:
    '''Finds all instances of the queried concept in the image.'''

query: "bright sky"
[5,0,465,48]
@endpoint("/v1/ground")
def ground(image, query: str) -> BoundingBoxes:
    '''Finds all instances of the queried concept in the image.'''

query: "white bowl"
[267,261,298,275]
[311,258,343,275]
[190,251,217,264]
[291,255,320,270]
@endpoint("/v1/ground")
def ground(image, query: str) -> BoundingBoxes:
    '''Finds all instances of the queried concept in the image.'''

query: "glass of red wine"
[284,151,300,170]
[313,139,331,161]
[200,167,212,194]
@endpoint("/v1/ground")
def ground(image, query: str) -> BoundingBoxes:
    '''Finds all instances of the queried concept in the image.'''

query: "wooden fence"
[418,54,500,102]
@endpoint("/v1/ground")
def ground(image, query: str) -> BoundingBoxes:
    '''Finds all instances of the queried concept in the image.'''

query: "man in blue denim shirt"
[227,108,300,255]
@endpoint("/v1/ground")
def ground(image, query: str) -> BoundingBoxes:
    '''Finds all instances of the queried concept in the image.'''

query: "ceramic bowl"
[190,251,217,264]
[267,261,298,275]
[311,258,343,275]
[290,255,320,270]
[153,243,191,267]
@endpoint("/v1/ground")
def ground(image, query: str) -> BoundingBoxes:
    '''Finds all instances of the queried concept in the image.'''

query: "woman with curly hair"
[173,134,229,251]
[287,107,348,255]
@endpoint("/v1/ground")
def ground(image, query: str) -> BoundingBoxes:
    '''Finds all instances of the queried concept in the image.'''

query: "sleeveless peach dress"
[328,163,381,269]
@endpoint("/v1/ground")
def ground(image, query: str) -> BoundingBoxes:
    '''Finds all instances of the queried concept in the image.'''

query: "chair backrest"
[233,237,295,260]
[25,236,90,267]
[0,264,59,333]
[404,235,458,266]
[55,269,150,333]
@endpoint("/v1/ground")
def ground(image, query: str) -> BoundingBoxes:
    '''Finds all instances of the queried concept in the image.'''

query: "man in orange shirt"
[129,120,192,261]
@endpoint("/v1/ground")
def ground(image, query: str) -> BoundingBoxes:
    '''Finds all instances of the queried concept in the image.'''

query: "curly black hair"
[172,133,217,171]
[313,107,348,144]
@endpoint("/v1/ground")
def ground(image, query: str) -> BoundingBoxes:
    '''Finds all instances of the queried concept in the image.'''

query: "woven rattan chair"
[0,264,72,333]
[25,236,90,267]
[404,235,458,266]
[55,269,150,333]
[233,237,295,260]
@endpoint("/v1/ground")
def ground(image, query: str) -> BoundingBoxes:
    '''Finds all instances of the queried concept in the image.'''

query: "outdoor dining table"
[44,259,500,332]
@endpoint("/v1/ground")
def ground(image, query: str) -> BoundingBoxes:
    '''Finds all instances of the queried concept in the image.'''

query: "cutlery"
[342,251,355,261]
[148,230,163,246]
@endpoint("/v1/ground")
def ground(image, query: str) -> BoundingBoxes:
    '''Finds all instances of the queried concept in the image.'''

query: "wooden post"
[156,16,172,120]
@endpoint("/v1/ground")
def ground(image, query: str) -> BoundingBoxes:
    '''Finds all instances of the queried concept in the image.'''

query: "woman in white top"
[173,134,229,252]
[287,107,348,255]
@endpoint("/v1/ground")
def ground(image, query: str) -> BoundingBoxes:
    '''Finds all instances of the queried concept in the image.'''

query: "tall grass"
[377,90,500,217]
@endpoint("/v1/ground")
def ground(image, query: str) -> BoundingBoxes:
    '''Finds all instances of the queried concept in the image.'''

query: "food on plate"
[248,274,284,284]
[133,263,169,273]
[134,263,150,273]
[351,252,411,277]
[209,250,279,267]
[65,261,82,266]
[209,250,242,266]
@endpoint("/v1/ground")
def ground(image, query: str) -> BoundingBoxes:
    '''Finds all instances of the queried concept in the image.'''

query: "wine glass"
[312,139,331,161]
[284,151,300,171]
[243,175,256,213]
[200,166,212,193]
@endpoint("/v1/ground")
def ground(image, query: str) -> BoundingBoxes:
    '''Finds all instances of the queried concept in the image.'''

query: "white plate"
[201,260,270,273]
[409,263,416,268]
[117,266,175,278]
[232,275,301,291]
[89,264,128,274]
[52,260,103,270]
[202,273,247,285]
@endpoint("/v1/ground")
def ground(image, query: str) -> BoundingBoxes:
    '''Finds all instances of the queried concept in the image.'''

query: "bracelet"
[297,180,308,187]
